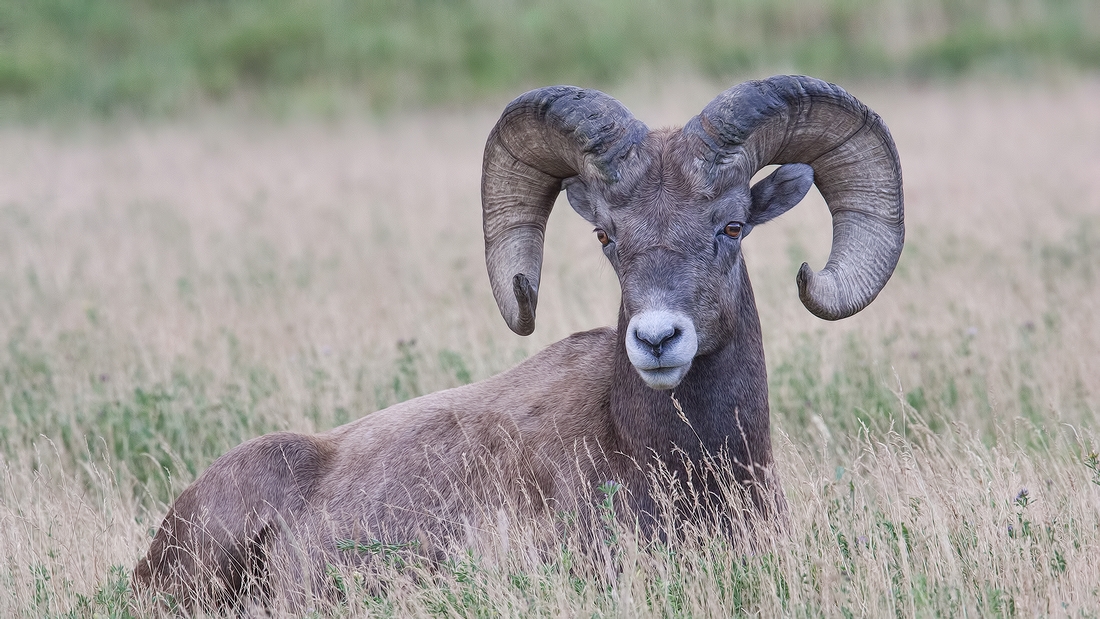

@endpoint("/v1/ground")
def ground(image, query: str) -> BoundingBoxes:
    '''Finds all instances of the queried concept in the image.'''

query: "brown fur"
[135,127,842,612]
[134,330,637,610]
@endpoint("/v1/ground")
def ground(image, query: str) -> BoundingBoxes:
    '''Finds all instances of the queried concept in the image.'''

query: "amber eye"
[723,222,743,239]
[595,229,611,246]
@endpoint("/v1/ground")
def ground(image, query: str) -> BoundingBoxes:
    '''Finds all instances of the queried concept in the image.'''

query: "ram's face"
[482,80,904,388]
[565,131,814,390]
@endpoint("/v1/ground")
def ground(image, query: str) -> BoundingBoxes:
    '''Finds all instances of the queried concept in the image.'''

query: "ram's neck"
[608,272,773,487]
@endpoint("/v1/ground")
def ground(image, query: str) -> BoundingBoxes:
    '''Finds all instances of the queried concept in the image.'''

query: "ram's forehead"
[606,131,703,207]
[604,169,724,252]
[603,128,746,228]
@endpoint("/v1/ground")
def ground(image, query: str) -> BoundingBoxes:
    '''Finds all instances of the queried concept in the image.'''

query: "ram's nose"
[634,323,679,357]
[625,310,698,390]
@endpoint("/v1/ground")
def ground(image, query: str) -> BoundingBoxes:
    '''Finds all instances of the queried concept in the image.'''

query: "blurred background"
[2,0,1099,118]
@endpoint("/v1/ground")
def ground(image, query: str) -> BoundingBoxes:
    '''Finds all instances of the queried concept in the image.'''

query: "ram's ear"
[748,163,814,227]
[563,177,599,225]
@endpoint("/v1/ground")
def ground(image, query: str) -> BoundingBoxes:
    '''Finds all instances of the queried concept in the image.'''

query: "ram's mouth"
[634,363,692,391]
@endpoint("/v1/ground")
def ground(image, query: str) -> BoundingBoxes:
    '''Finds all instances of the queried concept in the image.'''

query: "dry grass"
[0,77,1099,616]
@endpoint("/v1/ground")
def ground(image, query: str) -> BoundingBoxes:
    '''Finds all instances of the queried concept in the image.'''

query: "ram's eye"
[595,229,611,246]
[723,222,743,239]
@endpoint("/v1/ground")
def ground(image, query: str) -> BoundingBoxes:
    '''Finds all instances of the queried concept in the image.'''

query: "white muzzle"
[625,310,698,390]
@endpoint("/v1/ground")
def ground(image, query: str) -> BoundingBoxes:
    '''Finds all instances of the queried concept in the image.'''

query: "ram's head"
[482,76,904,390]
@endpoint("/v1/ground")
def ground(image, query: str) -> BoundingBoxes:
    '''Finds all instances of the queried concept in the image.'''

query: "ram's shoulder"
[526,326,617,367]
[329,327,616,437]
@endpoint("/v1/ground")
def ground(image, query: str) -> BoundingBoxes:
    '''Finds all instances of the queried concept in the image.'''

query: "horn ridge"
[482,86,647,335]
[690,74,904,321]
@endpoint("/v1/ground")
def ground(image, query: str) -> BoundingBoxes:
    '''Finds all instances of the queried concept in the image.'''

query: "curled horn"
[482,86,648,335]
[687,75,904,320]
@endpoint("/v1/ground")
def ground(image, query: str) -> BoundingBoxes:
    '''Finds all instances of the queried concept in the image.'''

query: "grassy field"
[2,0,1100,118]
[1,76,1099,616]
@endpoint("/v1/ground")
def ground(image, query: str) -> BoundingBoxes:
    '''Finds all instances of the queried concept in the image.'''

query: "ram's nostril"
[661,329,681,346]
[633,323,685,358]
[635,326,674,347]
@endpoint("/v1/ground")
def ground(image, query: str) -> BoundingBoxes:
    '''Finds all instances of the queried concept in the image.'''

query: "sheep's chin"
[635,363,692,391]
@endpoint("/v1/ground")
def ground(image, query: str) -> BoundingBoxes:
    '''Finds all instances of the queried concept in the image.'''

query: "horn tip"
[796,263,843,322]
[509,273,538,336]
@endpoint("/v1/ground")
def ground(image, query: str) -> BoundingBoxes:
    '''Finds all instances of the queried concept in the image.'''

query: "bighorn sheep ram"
[134,75,903,610]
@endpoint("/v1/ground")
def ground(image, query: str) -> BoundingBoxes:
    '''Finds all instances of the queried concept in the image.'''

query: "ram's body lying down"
[133,75,904,612]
